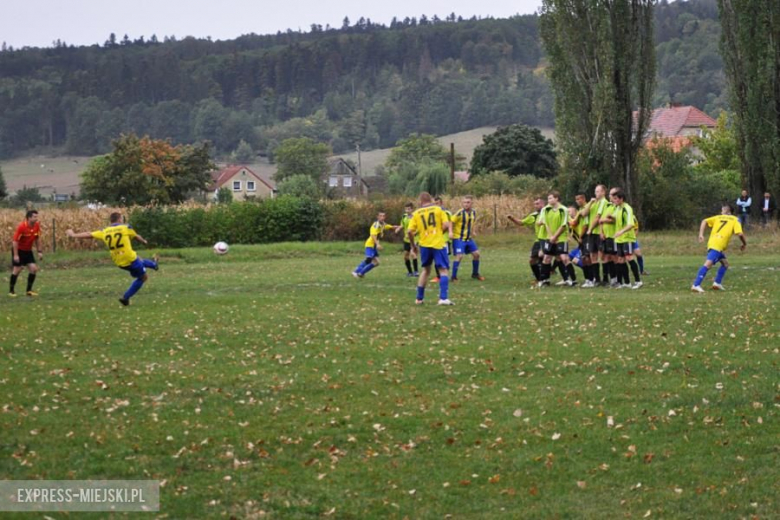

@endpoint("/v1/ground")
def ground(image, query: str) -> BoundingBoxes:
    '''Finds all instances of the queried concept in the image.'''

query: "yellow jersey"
[91,224,138,267]
[452,208,476,241]
[364,221,395,248]
[408,205,450,249]
[704,215,742,252]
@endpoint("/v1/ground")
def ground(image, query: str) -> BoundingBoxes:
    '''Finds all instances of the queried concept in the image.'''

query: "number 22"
[105,232,124,250]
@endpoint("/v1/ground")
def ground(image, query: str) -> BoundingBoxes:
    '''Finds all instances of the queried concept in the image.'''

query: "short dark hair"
[404,202,414,208]
[575,193,586,199]
[434,196,443,203]
[548,190,561,200]
[612,189,625,201]
[723,203,734,214]
[25,210,38,219]
[109,212,122,223]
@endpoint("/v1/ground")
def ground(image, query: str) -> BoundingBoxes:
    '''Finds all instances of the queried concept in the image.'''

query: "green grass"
[1,232,778,519]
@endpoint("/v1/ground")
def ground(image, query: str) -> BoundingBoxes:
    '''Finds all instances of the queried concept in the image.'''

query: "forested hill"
[0,0,724,160]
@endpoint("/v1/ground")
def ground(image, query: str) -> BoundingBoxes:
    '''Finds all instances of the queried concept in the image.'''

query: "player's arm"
[615,222,633,237]
[66,229,97,240]
[133,233,148,245]
[579,200,592,218]
[507,215,527,229]
[737,232,747,251]
[11,239,19,261]
[33,235,43,259]
[697,219,710,242]
[550,222,566,242]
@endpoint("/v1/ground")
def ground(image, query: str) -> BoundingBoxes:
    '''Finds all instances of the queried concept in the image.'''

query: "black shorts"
[583,234,601,255]
[530,240,542,259]
[617,242,635,257]
[403,242,412,252]
[12,250,36,267]
[602,238,617,255]
[542,240,569,256]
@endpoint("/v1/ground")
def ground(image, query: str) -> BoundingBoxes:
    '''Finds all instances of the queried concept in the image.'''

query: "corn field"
[0,196,535,252]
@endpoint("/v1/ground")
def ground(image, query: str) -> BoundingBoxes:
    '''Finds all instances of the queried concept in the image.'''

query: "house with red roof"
[634,104,718,158]
[209,165,276,201]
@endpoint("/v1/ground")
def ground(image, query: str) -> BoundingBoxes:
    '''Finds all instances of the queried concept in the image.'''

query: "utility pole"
[356,143,362,176]
[450,143,455,184]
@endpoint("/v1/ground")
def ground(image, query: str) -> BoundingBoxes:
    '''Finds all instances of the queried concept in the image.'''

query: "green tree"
[540,0,656,210]
[277,174,322,199]
[233,139,255,163]
[718,0,780,197]
[406,160,450,197]
[274,137,331,183]
[13,185,44,206]
[691,112,741,173]
[470,124,558,178]
[216,187,234,204]
[385,133,450,174]
[81,134,214,205]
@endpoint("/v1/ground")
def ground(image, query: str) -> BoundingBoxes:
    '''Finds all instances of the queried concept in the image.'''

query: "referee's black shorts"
[11,250,36,267]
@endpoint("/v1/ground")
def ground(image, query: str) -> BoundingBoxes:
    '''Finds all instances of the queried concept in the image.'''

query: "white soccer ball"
[213,241,229,255]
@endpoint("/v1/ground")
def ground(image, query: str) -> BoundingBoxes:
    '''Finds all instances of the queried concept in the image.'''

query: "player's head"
[595,184,606,198]
[533,197,544,211]
[575,193,587,207]
[419,192,432,205]
[608,187,619,203]
[434,196,445,207]
[568,206,578,218]
[377,212,386,222]
[612,189,625,203]
[547,190,560,205]
[462,196,473,210]
[404,202,414,213]
[25,210,39,224]
[109,212,123,224]
[722,203,734,215]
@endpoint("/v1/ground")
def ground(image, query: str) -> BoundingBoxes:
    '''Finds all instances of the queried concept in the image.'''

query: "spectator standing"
[761,192,776,226]
[735,190,752,228]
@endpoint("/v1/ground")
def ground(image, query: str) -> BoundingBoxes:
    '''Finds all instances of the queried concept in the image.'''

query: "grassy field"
[0,231,777,519]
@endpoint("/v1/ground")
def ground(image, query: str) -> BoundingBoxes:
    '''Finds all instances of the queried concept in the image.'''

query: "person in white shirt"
[736,190,752,228]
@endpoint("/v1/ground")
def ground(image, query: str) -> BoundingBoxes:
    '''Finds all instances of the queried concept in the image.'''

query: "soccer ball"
[213,241,229,255]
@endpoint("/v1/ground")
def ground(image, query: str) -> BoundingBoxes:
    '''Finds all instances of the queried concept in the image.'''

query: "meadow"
[0,231,777,519]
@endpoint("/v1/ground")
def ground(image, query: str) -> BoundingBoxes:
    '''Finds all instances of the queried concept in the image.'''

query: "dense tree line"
[0,1,727,159]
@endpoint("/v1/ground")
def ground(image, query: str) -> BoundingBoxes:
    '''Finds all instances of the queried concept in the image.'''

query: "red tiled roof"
[643,106,717,137]
[209,165,275,191]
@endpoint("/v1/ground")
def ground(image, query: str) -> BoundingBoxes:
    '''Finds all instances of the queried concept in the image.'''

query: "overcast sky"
[2,0,543,49]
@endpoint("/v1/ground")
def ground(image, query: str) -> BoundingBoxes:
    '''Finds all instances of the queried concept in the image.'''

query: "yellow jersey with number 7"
[705,215,742,252]
[91,224,138,267]
[408,205,450,249]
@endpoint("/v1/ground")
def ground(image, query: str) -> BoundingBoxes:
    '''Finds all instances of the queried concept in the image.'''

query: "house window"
[343,176,353,188]
[233,180,242,191]
[247,181,256,192]
[329,176,339,187]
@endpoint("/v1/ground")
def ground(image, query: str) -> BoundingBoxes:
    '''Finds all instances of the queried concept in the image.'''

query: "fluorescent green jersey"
[401,214,413,243]
[614,203,637,243]
[601,203,617,238]
[520,211,546,240]
[588,198,607,233]
[539,204,568,240]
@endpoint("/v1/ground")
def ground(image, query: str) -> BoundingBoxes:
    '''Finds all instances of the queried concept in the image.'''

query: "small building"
[324,159,370,199]
[639,104,718,140]
[209,165,275,201]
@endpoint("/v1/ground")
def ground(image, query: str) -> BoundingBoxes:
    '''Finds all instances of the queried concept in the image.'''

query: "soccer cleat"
[565,280,576,287]
[691,285,705,293]
[351,271,363,279]
[451,277,459,282]
[413,272,419,277]
[631,281,643,290]
[8,292,17,298]
[555,280,567,286]
[406,272,416,277]
[537,280,551,288]
[152,253,160,270]
[641,271,650,276]
[712,283,726,291]
[415,299,424,305]
[431,277,440,283]
[119,298,130,306]
[581,280,594,288]
[472,274,485,281]
[437,299,455,306]
[26,291,38,297]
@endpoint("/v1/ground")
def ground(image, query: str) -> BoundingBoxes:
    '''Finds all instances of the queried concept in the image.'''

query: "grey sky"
[2,0,543,49]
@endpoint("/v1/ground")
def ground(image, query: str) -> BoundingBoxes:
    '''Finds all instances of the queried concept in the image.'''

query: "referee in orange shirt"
[10,210,43,297]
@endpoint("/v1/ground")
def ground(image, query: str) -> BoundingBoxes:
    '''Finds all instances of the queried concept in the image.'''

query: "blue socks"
[416,286,425,301]
[715,265,727,284]
[694,266,709,287]
[361,263,376,275]
[452,261,460,279]
[472,260,480,276]
[124,278,145,300]
[142,258,158,270]
[439,275,449,300]
[637,255,644,273]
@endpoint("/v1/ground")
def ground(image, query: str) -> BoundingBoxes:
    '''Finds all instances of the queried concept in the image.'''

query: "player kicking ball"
[691,204,746,293]
[67,212,159,306]
[408,192,454,305]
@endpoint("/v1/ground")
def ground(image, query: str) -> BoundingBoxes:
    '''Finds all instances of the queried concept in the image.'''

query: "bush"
[450,172,552,198]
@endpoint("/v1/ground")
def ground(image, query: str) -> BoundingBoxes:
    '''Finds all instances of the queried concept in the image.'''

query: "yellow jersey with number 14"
[705,215,742,252]
[91,224,138,267]
[408,205,450,249]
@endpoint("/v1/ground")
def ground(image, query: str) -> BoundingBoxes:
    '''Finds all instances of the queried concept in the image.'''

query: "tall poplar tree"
[540,0,656,210]
[717,0,780,197]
